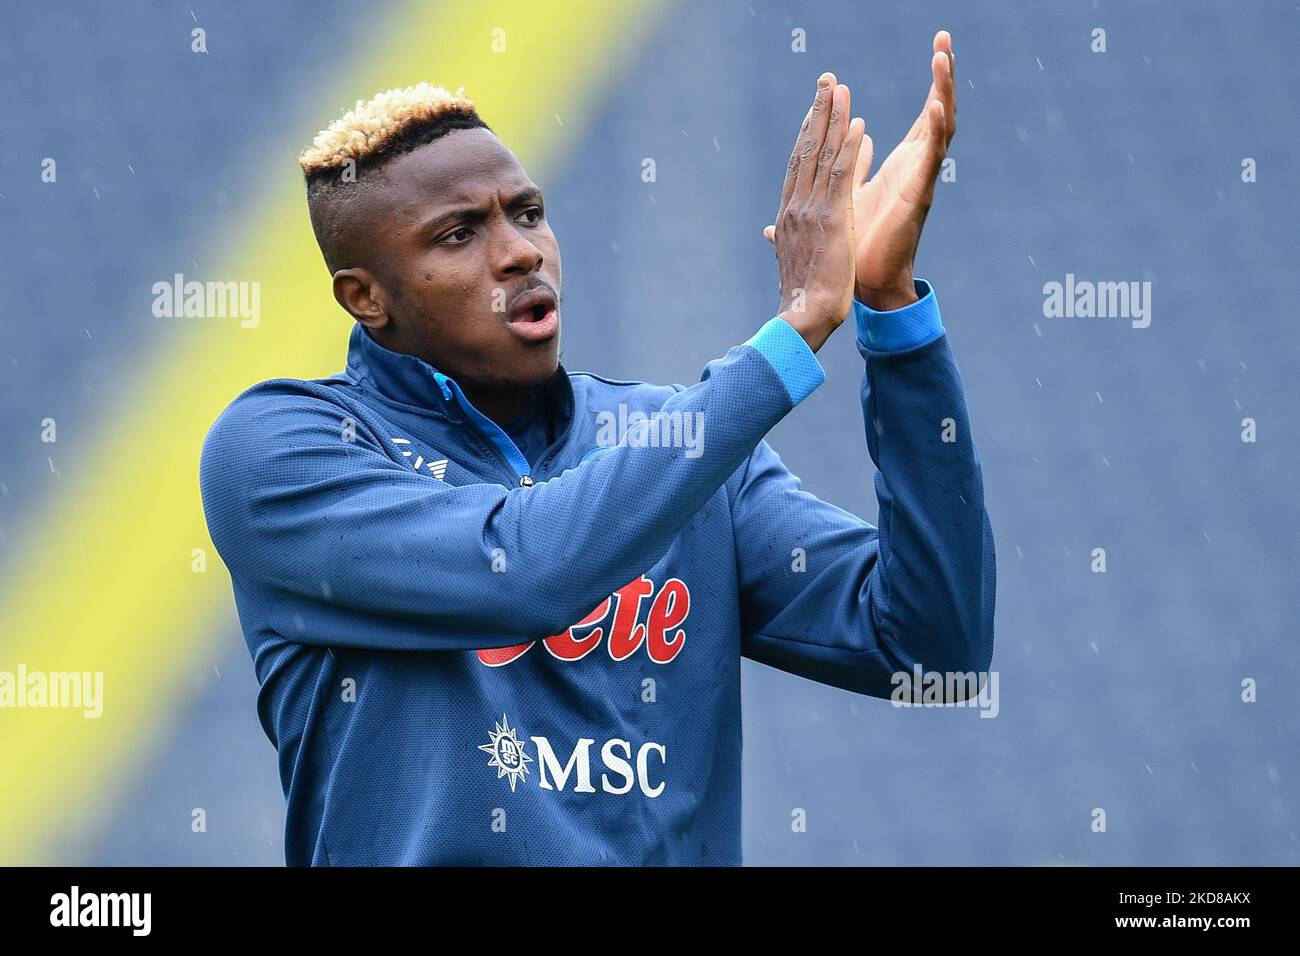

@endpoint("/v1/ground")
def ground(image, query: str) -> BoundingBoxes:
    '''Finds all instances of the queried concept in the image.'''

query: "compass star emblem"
[478,714,533,792]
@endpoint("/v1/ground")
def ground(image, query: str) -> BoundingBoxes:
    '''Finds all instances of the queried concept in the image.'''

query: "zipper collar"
[345,321,575,458]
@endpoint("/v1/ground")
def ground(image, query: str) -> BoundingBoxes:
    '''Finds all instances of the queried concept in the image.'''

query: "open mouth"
[506,288,559,340]
[508,287,557,320]
[506,289,559,340]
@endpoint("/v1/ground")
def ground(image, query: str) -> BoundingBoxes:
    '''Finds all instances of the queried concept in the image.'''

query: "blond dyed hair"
[298,82,484,180]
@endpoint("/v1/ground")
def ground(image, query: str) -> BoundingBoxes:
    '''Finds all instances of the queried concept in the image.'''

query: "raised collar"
[344,322,574,430]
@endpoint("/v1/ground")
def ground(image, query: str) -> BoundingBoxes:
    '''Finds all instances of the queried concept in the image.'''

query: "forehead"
[377,127,535,214]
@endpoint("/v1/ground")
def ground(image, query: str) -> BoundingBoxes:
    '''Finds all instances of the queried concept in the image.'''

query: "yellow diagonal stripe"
[0,0,671,864]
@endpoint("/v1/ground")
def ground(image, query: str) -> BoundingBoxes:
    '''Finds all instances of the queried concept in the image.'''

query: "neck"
[369,326,537,427]
[460,382,531,428]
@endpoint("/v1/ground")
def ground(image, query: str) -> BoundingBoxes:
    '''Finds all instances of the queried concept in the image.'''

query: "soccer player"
[199,30,993,865]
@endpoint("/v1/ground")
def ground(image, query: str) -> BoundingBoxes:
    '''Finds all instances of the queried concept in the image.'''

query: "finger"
[827,115,866,208]
[921,99,946,190]
[778,99,816,214]
[763,224,775,245]
[811,83,851,199]
[854,127,874,187]
[905,33,953,145]
[777,74,836,217]
[931,50,956,145]
[905,79,937,143]
[935,29,955,90]
[933,31,956,137]
[791,73,837,204]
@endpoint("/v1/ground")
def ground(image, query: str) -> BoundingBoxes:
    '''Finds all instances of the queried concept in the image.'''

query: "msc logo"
[478,714,667,798]
[479,714,533,792]
[477,574,690,667]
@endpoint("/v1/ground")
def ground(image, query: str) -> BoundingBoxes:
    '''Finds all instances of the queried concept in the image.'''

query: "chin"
[519,344,561,382]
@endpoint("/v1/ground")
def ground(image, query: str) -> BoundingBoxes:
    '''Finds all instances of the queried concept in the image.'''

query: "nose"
[491,220,544,278]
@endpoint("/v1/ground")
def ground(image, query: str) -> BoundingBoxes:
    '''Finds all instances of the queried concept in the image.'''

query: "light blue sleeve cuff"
[853,278,945,352]
[744,315,826,406]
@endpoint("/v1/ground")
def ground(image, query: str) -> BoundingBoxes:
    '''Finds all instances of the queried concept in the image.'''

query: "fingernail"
[818,73,831,89]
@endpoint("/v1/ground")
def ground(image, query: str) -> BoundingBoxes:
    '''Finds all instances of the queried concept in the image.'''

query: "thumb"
[763,224,775,245]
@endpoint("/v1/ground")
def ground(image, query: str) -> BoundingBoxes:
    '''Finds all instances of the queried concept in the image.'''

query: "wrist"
[855,280,918,312]
[777,311,831,353]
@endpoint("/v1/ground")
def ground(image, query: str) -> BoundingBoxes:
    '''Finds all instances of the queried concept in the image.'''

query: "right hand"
[766,73,865,353]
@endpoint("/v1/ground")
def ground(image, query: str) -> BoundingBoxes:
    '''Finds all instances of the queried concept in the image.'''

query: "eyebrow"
[418,186,544,238]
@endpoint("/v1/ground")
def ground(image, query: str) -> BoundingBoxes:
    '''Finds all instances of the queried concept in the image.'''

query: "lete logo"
[477,574,690,667]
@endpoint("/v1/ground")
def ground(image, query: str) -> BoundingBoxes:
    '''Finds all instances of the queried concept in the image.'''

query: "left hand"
[766,30,957,312]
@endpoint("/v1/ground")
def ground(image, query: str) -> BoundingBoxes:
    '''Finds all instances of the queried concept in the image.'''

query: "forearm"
[856,288,995,677]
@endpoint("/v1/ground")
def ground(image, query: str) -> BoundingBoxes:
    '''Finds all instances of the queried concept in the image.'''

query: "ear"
[333,268,390,329]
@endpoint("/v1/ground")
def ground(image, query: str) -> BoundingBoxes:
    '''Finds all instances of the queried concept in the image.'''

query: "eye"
[439,226,473,245]
[518,207,544,225]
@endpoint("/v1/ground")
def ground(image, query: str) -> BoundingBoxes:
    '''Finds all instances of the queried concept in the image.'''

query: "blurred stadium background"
[0,0,1296,865]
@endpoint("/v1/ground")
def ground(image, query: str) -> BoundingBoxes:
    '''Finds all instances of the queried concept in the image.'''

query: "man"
[199,30,993,865]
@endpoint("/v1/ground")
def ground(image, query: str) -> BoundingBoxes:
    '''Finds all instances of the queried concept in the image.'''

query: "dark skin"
[332,127,563,425]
